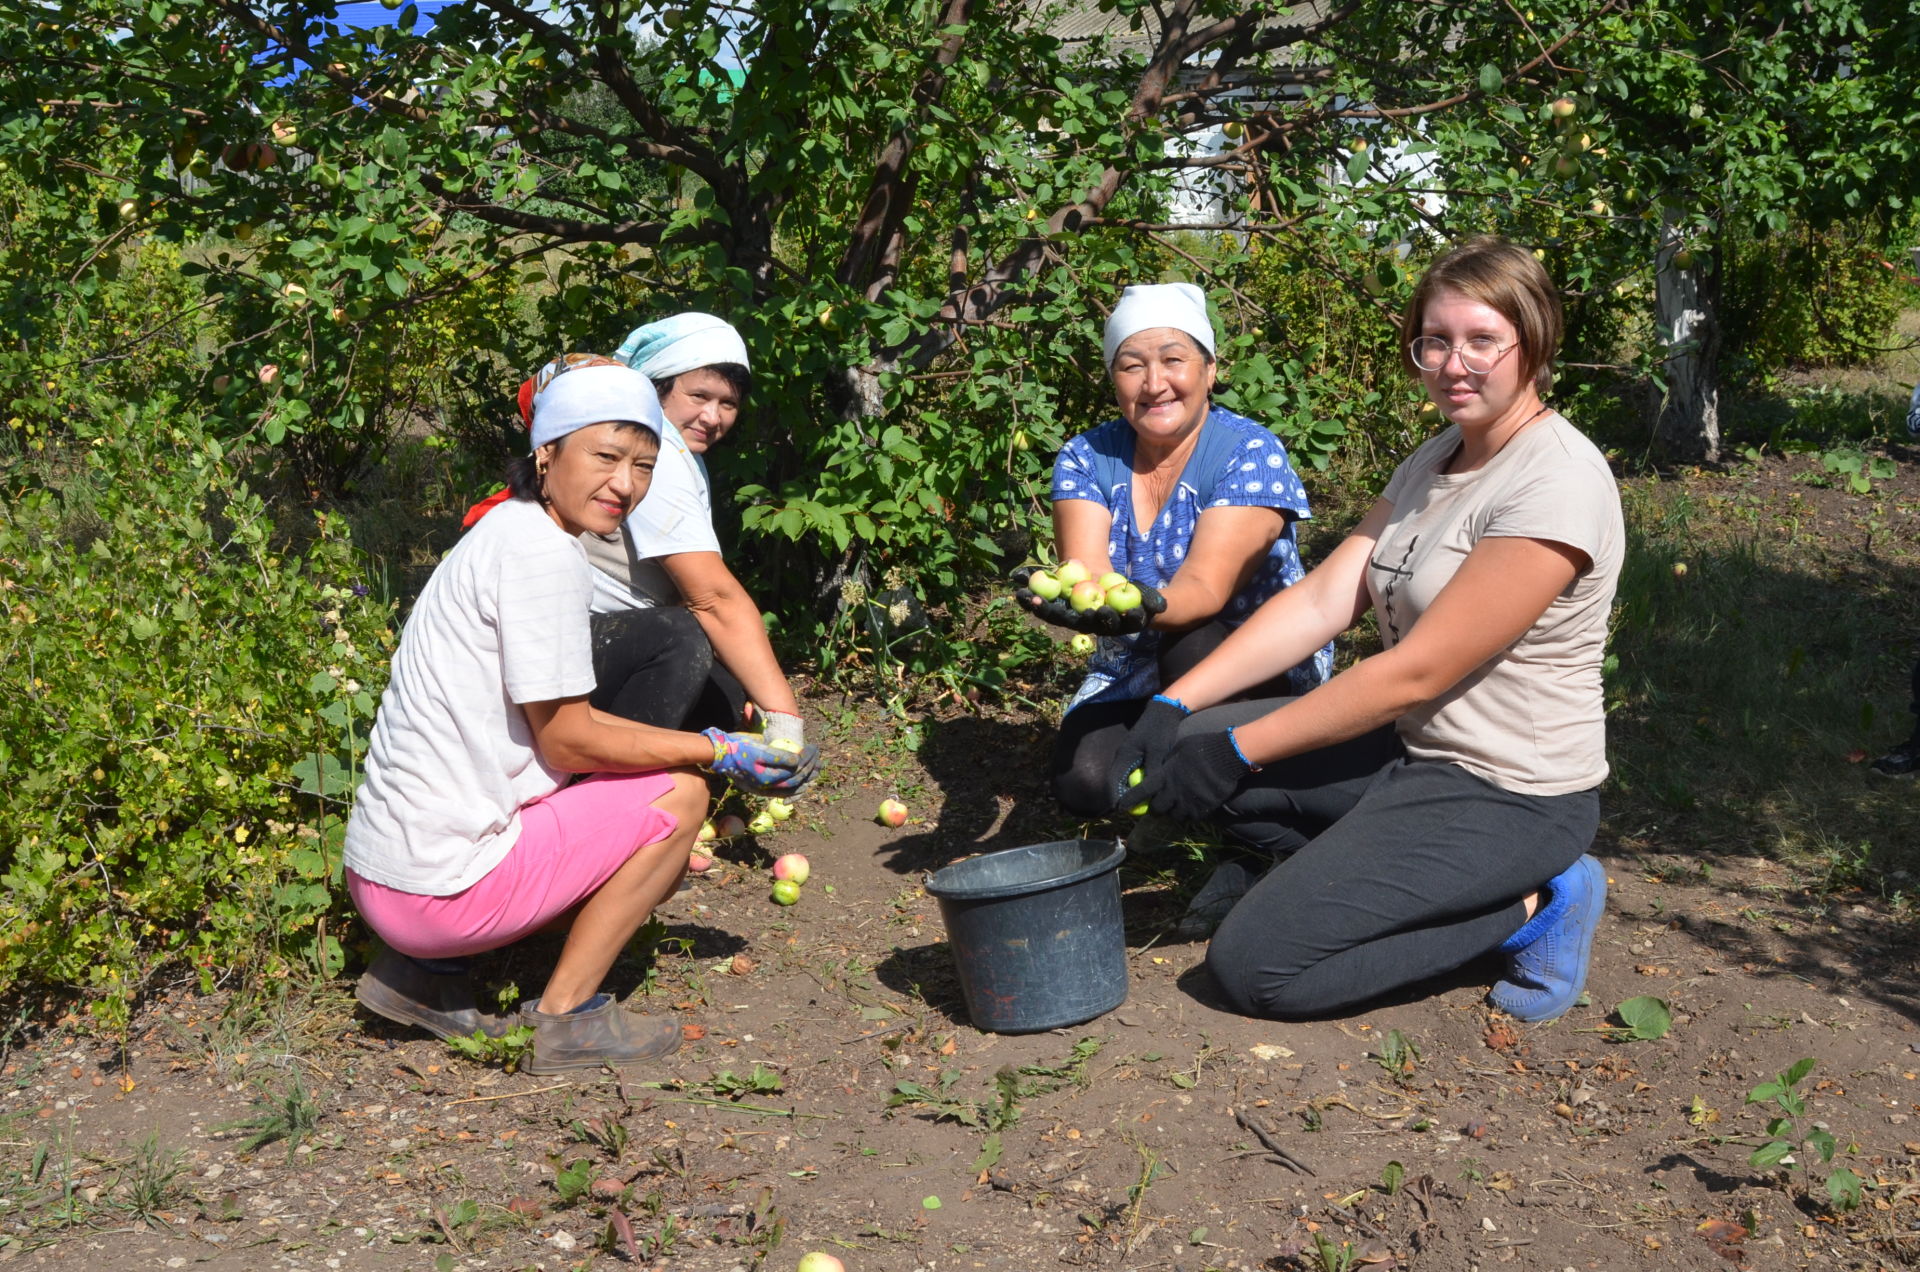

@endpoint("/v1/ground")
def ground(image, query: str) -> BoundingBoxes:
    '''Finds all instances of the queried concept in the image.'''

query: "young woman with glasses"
[1107,236,1625,1023]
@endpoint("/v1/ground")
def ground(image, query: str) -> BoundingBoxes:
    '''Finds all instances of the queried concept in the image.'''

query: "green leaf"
[1477,63,1502,94]
[1615,995,1672,1040]
[921,1195,941,1210]
[1749,1140,1792,1170]
[1826,1167,1863,1213]
[970,1133,1002,1174]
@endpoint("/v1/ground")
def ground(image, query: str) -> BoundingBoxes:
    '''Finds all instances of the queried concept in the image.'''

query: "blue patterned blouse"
[1050,405,1332,711]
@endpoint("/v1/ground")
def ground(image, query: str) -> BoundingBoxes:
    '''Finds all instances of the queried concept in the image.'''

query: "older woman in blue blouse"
[1041,283,1329,813]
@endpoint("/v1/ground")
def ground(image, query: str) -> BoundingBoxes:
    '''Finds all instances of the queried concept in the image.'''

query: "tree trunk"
[1654,220,1721,463]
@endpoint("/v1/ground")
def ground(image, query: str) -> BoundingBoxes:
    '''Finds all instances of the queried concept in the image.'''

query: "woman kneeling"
[1115,238,1623,1022]
[345,358,814,1072]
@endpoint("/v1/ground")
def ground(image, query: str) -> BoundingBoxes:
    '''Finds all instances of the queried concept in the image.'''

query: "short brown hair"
[1399,236,1563,392]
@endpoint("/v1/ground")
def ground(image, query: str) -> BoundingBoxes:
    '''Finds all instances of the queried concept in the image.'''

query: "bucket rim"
[923,838,1126,902]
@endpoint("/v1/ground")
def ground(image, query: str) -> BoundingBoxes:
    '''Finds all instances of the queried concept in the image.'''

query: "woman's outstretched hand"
[1011,567,1166,636]
[703,729,823,795]
[1130,729,1254,822]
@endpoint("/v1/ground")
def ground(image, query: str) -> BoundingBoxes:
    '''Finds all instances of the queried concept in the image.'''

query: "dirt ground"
[5,447,1920,1272]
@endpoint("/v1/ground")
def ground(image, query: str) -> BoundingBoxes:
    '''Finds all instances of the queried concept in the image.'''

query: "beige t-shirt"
[1370,414,1623,795]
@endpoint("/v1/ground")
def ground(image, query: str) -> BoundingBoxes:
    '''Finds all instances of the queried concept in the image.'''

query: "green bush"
[1723,214,1916,374]
[0,406,394,1027]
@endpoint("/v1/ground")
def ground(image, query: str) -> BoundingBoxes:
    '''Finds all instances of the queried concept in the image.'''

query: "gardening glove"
[762,710,806,750]
[1131,727,1257,823]
[702,728,821,796]
[1102,694,1190,811]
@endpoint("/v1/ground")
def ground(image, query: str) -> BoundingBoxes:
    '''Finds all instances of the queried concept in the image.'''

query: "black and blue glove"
[1130,727,1258,822]
[1103,694,1190,811]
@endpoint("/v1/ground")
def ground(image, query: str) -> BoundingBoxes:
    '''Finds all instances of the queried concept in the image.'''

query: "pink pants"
[348,771,681,961]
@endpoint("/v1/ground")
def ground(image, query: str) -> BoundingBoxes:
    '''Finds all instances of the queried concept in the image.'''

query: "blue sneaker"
[1487,855,1607,1022]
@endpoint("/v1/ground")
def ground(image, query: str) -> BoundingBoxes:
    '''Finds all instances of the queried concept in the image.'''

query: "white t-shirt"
[584,418,721,612]
[1370,414,1624,796]
[345,498,598,895]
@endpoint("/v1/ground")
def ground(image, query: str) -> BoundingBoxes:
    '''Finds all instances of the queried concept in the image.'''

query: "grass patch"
[1604,473,1920,891]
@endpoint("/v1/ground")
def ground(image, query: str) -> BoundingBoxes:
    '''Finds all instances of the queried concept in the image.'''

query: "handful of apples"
[1013,560,1165,635]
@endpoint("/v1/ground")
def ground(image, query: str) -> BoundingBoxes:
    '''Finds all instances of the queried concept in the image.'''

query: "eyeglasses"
[1408,335,1512,375]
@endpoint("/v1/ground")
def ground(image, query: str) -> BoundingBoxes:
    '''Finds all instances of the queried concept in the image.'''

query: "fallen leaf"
[1464,1119,1488,1139]
[681,1024,707,1041]
[730,954,755,976]
[939,1037,957,1056]
[1483,1021,1520,1052]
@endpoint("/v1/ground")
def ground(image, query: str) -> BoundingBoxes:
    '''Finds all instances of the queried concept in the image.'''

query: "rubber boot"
[1487,855,1608,1022]
[520,994,683,1074]
[355,947,512,1041]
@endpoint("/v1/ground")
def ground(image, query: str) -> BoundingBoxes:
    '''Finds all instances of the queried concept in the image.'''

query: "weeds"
[1743,1058,1863,1214]
[1371,1029,1420,1081]
[216,1072,322,1163]
[888,1037,1105,1173]
[445,1023,537,1073]
[117,1133,189,1223]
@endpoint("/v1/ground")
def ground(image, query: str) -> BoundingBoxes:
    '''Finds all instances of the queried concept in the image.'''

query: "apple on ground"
[1054,559,1091,587]
[796,1254,846,1272]
[714,813,748,839]
[687,851,713,874]
[697,820,718,843]
[1028,570,1062,600]
[773,853,810,884]
[766,798,795,823]
[877,798,909,828]
[770,879,802,906]
[748,811,777,835]
[1068,580,1105,613]
[1069,633,1096,656]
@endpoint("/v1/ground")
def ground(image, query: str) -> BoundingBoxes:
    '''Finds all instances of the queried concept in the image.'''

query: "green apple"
[1068,581,1104,612]
[1028,570,1062,600]
[1106,582,1142,612]
[1127,767,1148,816]
[1097,571,1127,590]
[796,1255,846,1272]
[1069,633,1095,656]
[766,798,795,823]
[770,879,801,906]
[749,811,777,835]
[877,798,908,827]
[1550,96,1577,119]
[1054,559,1091,587]
[772,852,810,884]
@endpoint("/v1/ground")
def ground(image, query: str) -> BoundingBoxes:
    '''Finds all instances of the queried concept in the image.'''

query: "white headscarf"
[1102,282,1216,368]
[529,362,664,451]
[615,312,751,381]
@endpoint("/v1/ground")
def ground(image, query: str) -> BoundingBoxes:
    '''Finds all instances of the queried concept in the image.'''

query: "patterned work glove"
[1102,694,1190,812]
[762,711,806,750]
[1130,728,1257,822]
[701,728,822,796]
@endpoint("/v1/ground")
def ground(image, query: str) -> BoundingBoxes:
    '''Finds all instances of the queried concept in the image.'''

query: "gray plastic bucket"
[924,839,1128,1034]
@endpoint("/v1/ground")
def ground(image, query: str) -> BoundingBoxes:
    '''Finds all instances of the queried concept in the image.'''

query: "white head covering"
[1102,282,1216,368]
[615,312,751,381]
[529,362,665,451]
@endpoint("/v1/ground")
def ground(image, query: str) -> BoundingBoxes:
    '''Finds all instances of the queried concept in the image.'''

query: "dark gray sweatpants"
[1182,700,1599,1020]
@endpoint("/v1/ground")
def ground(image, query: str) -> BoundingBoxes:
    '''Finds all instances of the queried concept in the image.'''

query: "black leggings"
[1189,699,1599,1019]
[589,608,747,734]
[1049,620,1294,814]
